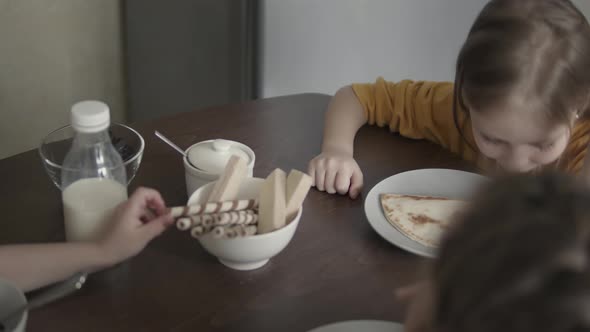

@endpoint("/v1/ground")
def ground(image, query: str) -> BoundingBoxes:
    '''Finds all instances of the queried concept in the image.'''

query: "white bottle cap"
[71,100,110,133]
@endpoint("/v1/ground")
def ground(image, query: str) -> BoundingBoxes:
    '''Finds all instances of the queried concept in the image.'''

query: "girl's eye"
[537,143,555,151]
[482,135,503,145]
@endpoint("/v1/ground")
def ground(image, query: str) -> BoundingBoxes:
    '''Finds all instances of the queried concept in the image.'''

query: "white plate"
[307,320,402,332]
[364,169,488,258]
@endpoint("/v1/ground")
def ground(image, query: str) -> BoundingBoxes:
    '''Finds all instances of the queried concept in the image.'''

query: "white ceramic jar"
[183,139,255,196]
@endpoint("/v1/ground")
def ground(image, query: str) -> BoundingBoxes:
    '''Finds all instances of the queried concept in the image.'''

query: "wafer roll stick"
[214,211,238,225]
[212,226,227,238]
[201,214,215,227]
[236,210,255,224]
[190,225,213,238]
[244,210,258,224]
[210,210,257,226]
[177,210,257,230]
[176,214,205,231]
[176,217,192,231]
[239,225,257,237]
[211,224,257,239]
[224,226,238,239]
[225,225,258,239]
[216,211,240,225]
[170,199,258,218]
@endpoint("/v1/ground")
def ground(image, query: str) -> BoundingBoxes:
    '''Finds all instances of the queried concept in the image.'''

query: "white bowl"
[308,320,403,332]
[0,279,27,332]
[187,177,301,270]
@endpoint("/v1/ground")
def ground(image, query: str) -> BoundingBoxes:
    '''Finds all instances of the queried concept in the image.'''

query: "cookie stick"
[190,225,213,238]
[170,199,258,218]
[176,215,204,231]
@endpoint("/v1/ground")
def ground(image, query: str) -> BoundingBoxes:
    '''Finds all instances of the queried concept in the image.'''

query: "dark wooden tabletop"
[0,94,474,332]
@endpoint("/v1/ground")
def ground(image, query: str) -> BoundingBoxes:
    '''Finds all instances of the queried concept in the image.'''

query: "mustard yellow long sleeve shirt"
[352,78,590,173]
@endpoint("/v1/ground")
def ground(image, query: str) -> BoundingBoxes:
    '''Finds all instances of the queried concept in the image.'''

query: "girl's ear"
[569,110,580,124]
[578,93,590,119]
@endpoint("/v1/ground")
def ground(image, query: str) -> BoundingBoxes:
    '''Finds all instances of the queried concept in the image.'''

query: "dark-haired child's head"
[434,173,590,331]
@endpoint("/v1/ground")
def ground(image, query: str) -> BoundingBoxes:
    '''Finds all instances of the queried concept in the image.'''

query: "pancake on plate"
[379,194,468,248]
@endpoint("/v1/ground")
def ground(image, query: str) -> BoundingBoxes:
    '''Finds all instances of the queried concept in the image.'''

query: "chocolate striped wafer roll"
[176,217,191,231]
[213,211,238,225]
[234,210,257,225]
[170,199,258,217]
[201,214,215,227]
[190,225,214,238]
[212,225,257,239]
[176,214,204,231]
[212,225,227,238]
[178,210,258,231]
[213,210,257,226]
[241,211,258,225]
[226,225,257,238]
[243,225,257,236]
[223,225,248,239]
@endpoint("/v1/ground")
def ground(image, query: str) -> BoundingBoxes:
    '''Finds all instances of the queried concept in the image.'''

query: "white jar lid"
[71,100,110,133]
[187,139,251,173]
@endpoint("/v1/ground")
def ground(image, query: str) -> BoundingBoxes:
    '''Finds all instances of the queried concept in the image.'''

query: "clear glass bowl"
[39,123,145,190]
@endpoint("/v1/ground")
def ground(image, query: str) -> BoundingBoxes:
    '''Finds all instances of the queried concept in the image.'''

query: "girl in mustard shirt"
[309,0,590,199]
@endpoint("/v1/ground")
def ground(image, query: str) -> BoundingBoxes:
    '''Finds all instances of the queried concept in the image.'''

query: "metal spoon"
[154,131,199,169]
[154,131,187,157]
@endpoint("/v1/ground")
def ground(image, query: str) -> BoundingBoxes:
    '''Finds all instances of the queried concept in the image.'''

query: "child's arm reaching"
[309,78,477,199]
[308,86,367,199]
[0,187,174,292]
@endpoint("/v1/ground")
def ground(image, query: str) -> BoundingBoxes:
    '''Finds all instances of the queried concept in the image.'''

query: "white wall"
[260,0,590,98]
[0,0,125,159]
[577,0,590,20]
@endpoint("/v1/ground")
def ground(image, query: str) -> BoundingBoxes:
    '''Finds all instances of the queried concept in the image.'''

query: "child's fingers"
[140,208,157,223]
[147,199,168,216]
[145,194,167,215]
[325,168,337,194]
[349,167,363,199]
[315,167,326,192]
[400,281,435,332]
[141,213,174,241]
[308,163,317,187]
[335,169,352,195]
[130,187,165,211]
[130,188,170,219]
[395,280,429,303]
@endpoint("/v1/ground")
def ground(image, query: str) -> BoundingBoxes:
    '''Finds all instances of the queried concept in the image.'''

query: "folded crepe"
[380,194,468,248]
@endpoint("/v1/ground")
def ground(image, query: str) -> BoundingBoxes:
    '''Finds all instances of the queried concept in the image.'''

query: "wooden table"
[0,94,474,331]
